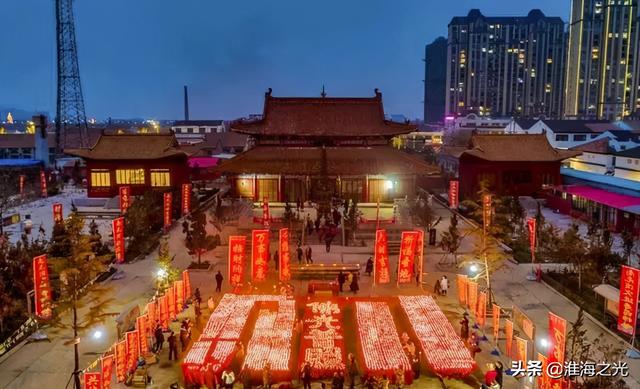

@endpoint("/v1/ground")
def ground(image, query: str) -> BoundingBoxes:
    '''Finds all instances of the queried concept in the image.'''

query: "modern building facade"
[424,37,447,124]
[564,0,640,120]
[446,9,565,119]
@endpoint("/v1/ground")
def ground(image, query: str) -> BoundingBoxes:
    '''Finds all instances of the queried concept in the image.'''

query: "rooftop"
[615,146,640,159]
[173,120,224,127]
[461,133,580,162]
[540,119,611,134]
[450,9,563,26]
[65,133,188,160]
[570,138,613,154]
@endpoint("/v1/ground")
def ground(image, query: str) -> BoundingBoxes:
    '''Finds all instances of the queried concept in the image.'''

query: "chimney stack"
[184,85,190,121]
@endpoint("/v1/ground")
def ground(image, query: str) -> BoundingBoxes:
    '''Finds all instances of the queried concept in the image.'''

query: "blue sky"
[1,0,569,120]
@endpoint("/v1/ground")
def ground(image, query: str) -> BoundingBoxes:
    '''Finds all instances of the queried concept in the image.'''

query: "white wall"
[615,156,640,181]
[567,152,612,174]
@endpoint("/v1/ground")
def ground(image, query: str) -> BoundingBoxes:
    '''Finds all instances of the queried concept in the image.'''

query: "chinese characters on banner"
[251,230,269,282]
[467,280,478,312]
[482,194,492,231]
[167,286,176,321]
[159,294,169,329]
[374,230,391,284]
[228,236,246,287]
[457,275,468,305]
[505,319,514,357]
[146,301,157,331]
[181,183,192,216]
[175,280,184,312]
[182,269,191,299]
[119,186,131,213]
[101,354,114,389]
[126,330,139,370]
[136,315,149,355]
[52,203,63,224]
[19,174,25,196]
[83,372,102,389]
[115,340,127,382]
[397,231,419,284]
[112,217,125,263]
[262,197,270,228]
[448,180,459,209]
[163,192,172,228]
[618,265,640,334]
[279,228,291,282]
[538,353,549,389]
[477,291,487,327]
[414,229,425,284]
[515,336,528,364]
[492,304,500,344]
[522,316,535,340]
[527,217,536,262]
[548,312,567,388]
[40,171,47,198]
[33,255,52,320]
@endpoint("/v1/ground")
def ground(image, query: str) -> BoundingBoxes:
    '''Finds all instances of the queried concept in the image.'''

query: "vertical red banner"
[251,229,269,282]
[482,194,492,231]
[175,280,184,312]
[538,352,549,389]
[83,372,102,389]
[548,312,567,367]
[167,286,176,320]
[101,354,114,389]
[115,340,127,383]
[33,254,52,320]
[374,229,391,284]
[159,294,169,329]
[262,197,270,228]
[448,180,459,209]
[618,265,640,334]
[415,229,425,284]
[505,319,513,357]
[182,269,191,299]
[19,174,25,196]
[228,236,246,287]
[52,203,63,224]
[112,217,125,263]
[126,330,139,370]
[397,231,419,284]
[119,186,131,213]
[527,217,536,262]
[279,228,291,282]
[146,301,157,331]
[163,192,172,228]
[40,170,47,198]
[181,183,192,216]
[515,336,528,364]
[136,315,149,355]
[492,304,500,345]
[467,280,478,312]
[457,274,468,305]
[477,291,487,327]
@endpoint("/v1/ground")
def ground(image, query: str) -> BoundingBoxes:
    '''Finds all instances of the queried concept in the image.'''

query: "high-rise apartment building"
[446,9,565,118]
[424,37,448,124]
[564,0,640,120]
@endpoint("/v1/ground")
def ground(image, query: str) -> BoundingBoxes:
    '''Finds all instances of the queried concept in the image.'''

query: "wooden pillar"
[253,174,258,201]
[364,175,369,203]
[278,175,284,202]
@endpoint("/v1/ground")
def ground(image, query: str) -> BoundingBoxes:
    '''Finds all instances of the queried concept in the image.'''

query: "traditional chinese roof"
[230,89,415,137]
[65,133,188,160]
[570,138,613,154]
[461,133,580,162]
[214,146,439,176]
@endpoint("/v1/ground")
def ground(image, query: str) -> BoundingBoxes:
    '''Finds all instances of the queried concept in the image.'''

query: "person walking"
[346,353,358,389]
[194,287,202,308]
[179,320,189,351]
[494,361,504,388]
[440,275,448,295]
[338,271,346,292]
[325,234,333,253]
[394,365,404,389]
[215,270,224,292]
[350,272,359,294]
[297,245,304,264]
[411,352,421,379]
[153,322,164,353]
[434,277,441,295]
[221,368,235,389]
[305,245,313,264]
[482,363,498,389]
[301,362,312,389]
[365,257,373,276]
[167,331,178,361]
[460,313,470,342]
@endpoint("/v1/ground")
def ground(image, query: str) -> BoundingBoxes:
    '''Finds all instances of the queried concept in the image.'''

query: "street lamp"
[538,337,550,349]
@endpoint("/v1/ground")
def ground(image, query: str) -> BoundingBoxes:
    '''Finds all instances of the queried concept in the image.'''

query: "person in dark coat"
[338,271,346,292]
[350,272,359,294]
[297,245,304,264]
[346,353,358,389]
[167,331,178,361]
[305,246,313,264]
[494,360,504,388]
[153,322,164,352]
[460,313,470,342]
[365,257,374,276]
[301,362,312,389]
[325,234,333,253]
[215,271,224,292]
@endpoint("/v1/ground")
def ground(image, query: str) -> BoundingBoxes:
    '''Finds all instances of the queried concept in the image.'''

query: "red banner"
[299,300,346,379]
[119,186,131,213]
[467,280,478,312]
[52,203,63,224]
[448,180,459,209]
[136,315,149,355]
[505,319,513,357]
[40,170,47,198]
[548,312,567,388]
[397,231,419,284]
[181,183,192,216]
[167,286,176,321]
[477,291,486,327]
[279,228,291,282]
[33,254,52,320]
[538,353,549,389]
[492,304,500,344]
[19,174,25,196]
[126,330,139,370]
[262,197,270,228]
[182,269,191,299]
[251,229,269,282]
[618,265,640,334]
[515,336,528,364]
[146,301,157,332]
[415,229,424,284]
[229,236,246,286]
[112,217,125,263]
[457,275,468,305]
[115,340,127,382]
[522,316,535,340]
[527,217,536,262]
[175,280,184,312]
[163,192,172,228]
[374,230,391,284]
[159,294,169,329]
[101,354,114,389]
[83,372,102,389]
[482,194,492,231]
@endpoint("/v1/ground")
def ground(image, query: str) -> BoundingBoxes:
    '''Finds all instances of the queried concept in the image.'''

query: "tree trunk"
[197,249,202,265]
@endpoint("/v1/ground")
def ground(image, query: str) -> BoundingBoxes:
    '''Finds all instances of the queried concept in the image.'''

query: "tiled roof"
[65,133,187,160]
[615,146,640,159]
[607,130,640,143]
[180,132,248,156]
[173,120,224,127]
[514,119,538,130]
[462,133,580,162]
[570,138,613,154]
[230,90,415,137]
[540,120,610,134]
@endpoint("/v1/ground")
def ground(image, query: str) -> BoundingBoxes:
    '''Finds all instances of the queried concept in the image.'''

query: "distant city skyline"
[1,1,569,120]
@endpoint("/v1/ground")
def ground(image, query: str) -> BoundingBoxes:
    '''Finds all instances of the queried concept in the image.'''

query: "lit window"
[116,169,145,185]
[90,169,110,187]
[150,169,171,187]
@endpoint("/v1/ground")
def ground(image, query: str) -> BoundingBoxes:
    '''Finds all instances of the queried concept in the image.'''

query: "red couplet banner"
[618,265,640,335]
[477,291,487,327]
[262,197,270,228]
[101,354,114,389]
[397,231,419,284]
[119,186,131,213]
[112,217,125,263]
[52,203,63,224]
[181,183,192,216]
[146,301,157,331]
[492,304,500,345]
[467,280,478,312]
[163,192,172,228]
[83,372,102,389]
[548,311,567,389]
[33,254,52,320]
[505,319,514,357]
[115,340,127,382]
[228,236,246,287]
[414,229,425,284]
[538,353,549,389]
[279,228,291,282]
[482,194,492,231]
[19,174,25,196]
[40,171,47,198]
[251,230,269,282]
[182,269,192,299]
[515,336,528,365]
[159,295,169,329]
[175,280,185,312]
[527,217,536,261]
[374,229,391,284]
[136,315,149,355]
[167,286,176,321]
[126,330,139,370]
[448,180,459,209]
[457,275,468,305]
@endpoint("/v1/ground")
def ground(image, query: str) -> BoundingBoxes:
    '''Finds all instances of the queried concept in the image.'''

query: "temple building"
[66,133,189,198]
[214,89,439,203]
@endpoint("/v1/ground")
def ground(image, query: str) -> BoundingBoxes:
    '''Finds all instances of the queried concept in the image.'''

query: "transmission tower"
[55,0,88,153]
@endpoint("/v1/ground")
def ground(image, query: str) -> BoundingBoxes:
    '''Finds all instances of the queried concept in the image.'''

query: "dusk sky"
[2,0,569,121]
